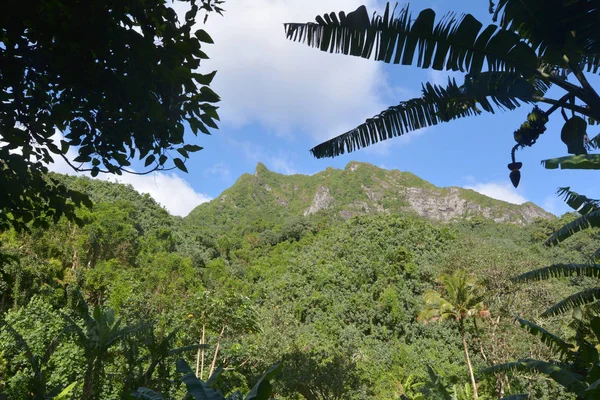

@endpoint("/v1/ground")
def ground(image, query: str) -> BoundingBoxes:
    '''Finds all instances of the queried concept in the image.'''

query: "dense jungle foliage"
[0,171,598,399]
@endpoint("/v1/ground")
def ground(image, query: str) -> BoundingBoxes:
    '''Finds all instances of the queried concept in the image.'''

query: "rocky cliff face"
[402,186,549,224]
[186,161,553,229]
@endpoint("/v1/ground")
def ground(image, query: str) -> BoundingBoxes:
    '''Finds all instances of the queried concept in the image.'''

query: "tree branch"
[533,96,596,119]
[564,54,600,106]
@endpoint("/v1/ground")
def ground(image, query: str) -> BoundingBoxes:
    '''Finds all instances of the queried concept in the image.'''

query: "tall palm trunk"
[460,319,478,400]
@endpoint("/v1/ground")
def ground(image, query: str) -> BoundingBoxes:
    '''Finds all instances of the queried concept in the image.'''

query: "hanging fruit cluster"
[508,106,549,188]
[513,106,549,147]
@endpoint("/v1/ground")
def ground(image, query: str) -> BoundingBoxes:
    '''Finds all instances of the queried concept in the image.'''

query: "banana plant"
[61,302,141,399]
[284,1,600,185]
[132,359,281,400]
[514,188,600,317]
[484,189,600,398]
[482,316,600,399]
[122,326,204,394]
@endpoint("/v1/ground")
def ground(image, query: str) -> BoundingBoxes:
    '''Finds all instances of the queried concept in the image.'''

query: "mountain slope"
[185,162,552,230]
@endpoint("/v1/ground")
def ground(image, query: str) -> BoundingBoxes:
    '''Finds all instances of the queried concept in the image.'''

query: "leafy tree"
[419,270,490,400]
[284,1,600,185]
[0,0,223,232]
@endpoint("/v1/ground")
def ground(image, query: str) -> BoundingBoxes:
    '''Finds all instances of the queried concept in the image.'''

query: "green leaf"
[200,86,221,103]
[176,359,223,400]
[184,144,204,152]
[244,363,281,400]
[174,158,188,173]
[206,366,223,387]
[195,71,218,86]
[514,264,600,282]
[284,4,537,73]
[309,73,546,158]
[482,359,587,394]
[514,317,575,359]
[55,382,80,400]
[542,154,600,170]
[542,288,600,317]
[195,29,214,43]
[145,155,156,167]
[546,210,600,245]
[177,148,189,158]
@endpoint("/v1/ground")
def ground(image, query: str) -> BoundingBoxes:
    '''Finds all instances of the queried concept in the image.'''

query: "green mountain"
[186,161,552,231]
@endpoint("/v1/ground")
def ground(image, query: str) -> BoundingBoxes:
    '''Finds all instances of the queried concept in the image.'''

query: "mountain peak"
[187,162,553,228]
[254,162,270,176]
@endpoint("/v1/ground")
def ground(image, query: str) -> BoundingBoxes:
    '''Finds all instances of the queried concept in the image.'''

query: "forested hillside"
[0,167,597,399]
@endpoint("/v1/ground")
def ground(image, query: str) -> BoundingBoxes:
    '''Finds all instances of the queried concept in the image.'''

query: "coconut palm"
[418,270,489,400]
[284,1,600,185]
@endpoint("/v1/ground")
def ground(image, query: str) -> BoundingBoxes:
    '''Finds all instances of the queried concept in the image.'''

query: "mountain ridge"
[185,161,552,230]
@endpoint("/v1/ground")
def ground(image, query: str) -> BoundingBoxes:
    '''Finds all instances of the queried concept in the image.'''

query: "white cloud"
[542,195,570,216]
[464,182,528,204]
[102,173,211,217]
[187,0,388,140]
[45,131,211,217]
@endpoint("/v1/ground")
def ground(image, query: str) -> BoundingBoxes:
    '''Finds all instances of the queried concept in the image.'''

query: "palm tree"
[418,270,489,400]
[284,1,600,184]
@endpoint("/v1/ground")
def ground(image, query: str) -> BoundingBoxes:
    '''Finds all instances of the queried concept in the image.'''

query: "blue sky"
[51,0,599,216]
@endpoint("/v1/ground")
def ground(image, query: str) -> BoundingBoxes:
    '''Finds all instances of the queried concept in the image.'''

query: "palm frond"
[482,359,587,394]
[542,288,600,318]
[284,3,538,74]
[514,317,575,359]
[586,300,600,316]
[513,264,600,282]
[546,210,600,245]
[541,154,600,170]
[309,73,547,158]
[556,187,600,215]
[494,0,600,62]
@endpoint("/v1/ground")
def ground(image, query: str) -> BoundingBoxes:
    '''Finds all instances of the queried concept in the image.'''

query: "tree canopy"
[0,0,223,231]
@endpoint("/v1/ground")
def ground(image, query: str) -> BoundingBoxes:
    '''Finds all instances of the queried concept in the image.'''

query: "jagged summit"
[186,162,552,230]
